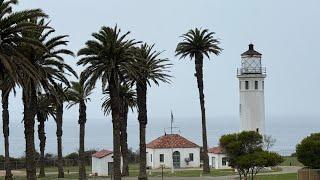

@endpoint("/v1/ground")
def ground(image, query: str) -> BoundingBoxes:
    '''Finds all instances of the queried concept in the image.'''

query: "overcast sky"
[10,0,320,121]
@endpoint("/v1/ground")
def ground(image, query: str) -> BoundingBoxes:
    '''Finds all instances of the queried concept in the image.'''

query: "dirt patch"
[0,170,26,177]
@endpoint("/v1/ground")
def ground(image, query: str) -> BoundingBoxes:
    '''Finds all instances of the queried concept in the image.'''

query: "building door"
[211,157,216,168]
[108,162,114,176]
[172,151,180,168]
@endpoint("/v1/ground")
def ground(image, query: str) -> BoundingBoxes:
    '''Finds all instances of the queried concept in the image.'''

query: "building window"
[189,153,194,161]
[256,128,259,133]
[239,81,241,90]
[262,81,264,90]
[255,81,258,90]
[151,154,152,162]
[222,157,227,166]
[160,154,164,163]
[245,81,249,90]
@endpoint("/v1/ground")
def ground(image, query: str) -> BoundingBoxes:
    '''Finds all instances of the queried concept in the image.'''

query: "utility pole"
[170,111,174,173]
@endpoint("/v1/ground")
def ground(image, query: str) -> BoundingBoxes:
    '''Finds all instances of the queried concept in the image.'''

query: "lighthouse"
[237,44,266,135]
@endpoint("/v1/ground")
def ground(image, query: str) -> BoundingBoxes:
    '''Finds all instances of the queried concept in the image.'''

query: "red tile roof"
[92,150,113,158]
[146,134,199,149]
[208,146,224,154]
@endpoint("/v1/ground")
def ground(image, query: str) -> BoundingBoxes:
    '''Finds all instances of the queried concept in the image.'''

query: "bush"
[296,133,320,169]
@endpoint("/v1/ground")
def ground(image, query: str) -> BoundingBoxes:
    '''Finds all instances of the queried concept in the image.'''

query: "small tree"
[296,133,320,169]
[220,131,283,180]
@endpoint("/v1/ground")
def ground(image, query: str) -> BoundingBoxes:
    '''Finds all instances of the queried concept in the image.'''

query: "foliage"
[296,133,320,169]
[175,28,222,59]
[101,83,137,115]
[77,25,139,90]
[220,131,283,180]
[132,43,172,86]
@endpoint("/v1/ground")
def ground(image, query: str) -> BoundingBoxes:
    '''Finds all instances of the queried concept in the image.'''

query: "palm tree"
[19,18,76,179]
[133,43,171,180]
[77,26,138,180]
[102,83,137,176]
[66,80,93,180]
[175,28,222,173]
[53,85,68,178]
[0,1,47,178]
[0,74,15,180]
[0,0,47,82]
[36,94,55,177]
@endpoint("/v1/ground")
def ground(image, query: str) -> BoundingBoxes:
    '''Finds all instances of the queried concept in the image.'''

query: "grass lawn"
[0,174,81,180]
[280,156,303,167]
[141,169,234,177]
[256,173,297,180]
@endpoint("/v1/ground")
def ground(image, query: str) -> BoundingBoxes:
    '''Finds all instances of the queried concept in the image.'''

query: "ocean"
[1,116,319,157]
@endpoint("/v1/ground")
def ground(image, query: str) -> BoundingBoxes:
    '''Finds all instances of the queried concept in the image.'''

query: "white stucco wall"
[91,154,123,176]
[238,76,266,135]
[208,153,231,169]
[146,147,200,169]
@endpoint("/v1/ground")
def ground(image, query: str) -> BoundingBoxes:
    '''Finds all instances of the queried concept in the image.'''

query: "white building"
[237,44,266,135]
[91,150,123,176]
[146,134,201,169]
[208,147,231,169]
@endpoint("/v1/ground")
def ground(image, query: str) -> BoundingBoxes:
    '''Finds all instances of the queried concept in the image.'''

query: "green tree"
[175,28,222,173]
[36,94,55,177]
[102,83,137,176]
[78,26,138,180]
[220,131,283,180]
[66,80,93,180]
[19,18,75,179]
[296,133,320,169]
[0,2,47,178]
[133,43,171,180]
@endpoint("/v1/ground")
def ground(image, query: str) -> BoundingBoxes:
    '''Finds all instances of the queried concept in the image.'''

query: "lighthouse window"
[255,81,258,90]
[245,81,249,90]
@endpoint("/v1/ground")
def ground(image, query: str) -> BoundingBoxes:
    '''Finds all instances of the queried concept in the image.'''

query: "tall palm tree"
[102,83,137,176]
[0,74,15,180]
[77,26,138,180]
[36,93,55,177]
[0,1,47,178]
[53,85,68,178]
[175,28,222,173]
[66,80,93,180]
[19,18,76,179]
[133,43,171,180]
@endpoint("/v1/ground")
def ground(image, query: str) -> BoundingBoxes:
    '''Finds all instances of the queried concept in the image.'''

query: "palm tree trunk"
[78,100,87,180]
[37,113,46,177]
[120,106,129,176]
[23,85,37,179]
[2,90,13,180]
[137,82,148,180]
[56,103,64,178]
[109,81,122,180]
[195,53,210,173]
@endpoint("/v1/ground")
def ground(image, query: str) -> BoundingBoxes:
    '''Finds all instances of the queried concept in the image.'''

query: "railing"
[237,67,266,75]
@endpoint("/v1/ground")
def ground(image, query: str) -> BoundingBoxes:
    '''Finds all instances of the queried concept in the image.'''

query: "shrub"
[296,133,320,169]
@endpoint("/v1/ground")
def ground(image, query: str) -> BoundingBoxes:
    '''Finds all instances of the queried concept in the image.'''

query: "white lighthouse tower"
[237,44,266,135]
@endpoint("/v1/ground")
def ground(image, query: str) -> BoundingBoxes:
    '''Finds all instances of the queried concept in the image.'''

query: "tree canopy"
[220,131,283,180]
[296,133,320,169]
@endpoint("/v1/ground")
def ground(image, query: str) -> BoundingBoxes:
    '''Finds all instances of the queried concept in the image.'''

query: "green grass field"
[280,156,303,167]
[4,159,300,179]
[257,173,297,180]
